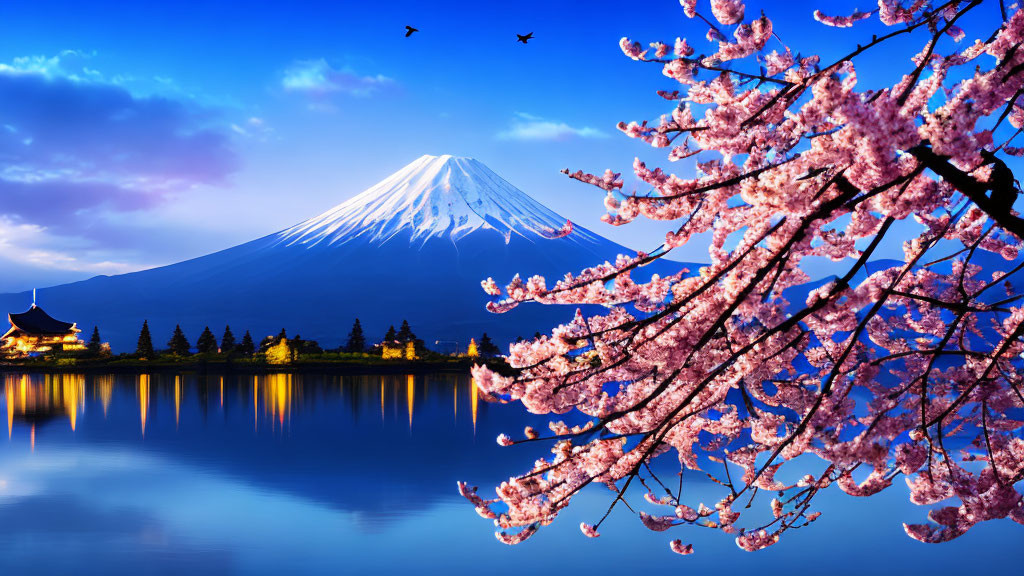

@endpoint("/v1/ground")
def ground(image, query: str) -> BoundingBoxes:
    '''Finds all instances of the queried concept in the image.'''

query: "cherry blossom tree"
[461,0,1024,555]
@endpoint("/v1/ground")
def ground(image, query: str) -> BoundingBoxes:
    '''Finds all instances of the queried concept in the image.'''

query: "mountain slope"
[0,155,680,352]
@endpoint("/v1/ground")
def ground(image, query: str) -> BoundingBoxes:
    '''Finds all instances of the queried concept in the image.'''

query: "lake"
[0,372,1021,575]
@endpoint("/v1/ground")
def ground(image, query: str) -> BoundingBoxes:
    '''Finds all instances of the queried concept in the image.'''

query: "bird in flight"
[516,32,534,44]
[405,25,419,37]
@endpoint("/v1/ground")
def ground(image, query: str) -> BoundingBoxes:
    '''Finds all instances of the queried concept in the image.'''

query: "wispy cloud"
[497,112,608,141]
[0,52,239,283]
[281,59,393,97]
[0,50,99,80]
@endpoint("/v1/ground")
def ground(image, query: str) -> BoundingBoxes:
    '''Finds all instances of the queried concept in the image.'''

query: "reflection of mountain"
[0,155,682,351]
[2,373,553,522]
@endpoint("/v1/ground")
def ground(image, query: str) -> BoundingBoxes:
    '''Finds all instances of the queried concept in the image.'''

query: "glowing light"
[453,382,458,424]
[138,375,150,437]
[6,380,13,440]
[174,375,182,428]
[220,376,224,408]
[98,376,113,417]
[381,344,403,360]
[30,424,35,452]
[471,377,479,434]
[406,375,415,430]
[467,338,479,358]
[63,375,83,432]
[380,377,385,423]
[266,339,294,365]
[253,376,258,431]
[264,374,292,429]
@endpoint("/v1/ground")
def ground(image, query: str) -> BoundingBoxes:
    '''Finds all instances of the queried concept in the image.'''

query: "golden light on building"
[381,341,417,360]
[266,338,295,365]
[138,374,150,437]
[0,305,86,358]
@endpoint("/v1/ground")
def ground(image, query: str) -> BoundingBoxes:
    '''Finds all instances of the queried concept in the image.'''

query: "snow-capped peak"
[277,154,581,247]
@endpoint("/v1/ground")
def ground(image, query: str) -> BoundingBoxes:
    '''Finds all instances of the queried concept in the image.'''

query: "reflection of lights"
[250,374,295,432]
[2,374,85,437]
[98,376,113,418]
[30,424,35,452]
[263,374,292,430]
[471,378,479,435]
[406,375,414,430]
[139,374,150,437]
[253,376,258,431]
[62,374,85,432]
[0,373,486,442]
[175,375,182,429]
[6,379,13,439]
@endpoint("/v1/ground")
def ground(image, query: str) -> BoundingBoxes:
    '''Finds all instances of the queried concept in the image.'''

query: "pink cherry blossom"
[461,0,1024,557]
[710,0,745,25]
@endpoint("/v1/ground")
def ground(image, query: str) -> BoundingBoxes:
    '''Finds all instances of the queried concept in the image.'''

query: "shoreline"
[0,358,508,376]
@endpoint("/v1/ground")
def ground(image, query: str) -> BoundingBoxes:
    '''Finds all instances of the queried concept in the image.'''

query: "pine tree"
[87,326,102,355]
[221,325,236,354]
[397,319,415,342]
[196,326,218,354]
[239,330,255,356]
[345,319,366,353]
[478,333,501,357]
[168,325,191,356]
[136,320,155,359]
[394,319,426,354]
[383,325,397,342]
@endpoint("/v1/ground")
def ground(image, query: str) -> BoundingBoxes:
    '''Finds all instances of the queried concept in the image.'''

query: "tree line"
[94,318,503,359]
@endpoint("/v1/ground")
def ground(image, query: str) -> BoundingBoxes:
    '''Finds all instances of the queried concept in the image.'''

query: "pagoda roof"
[6,305,77,336]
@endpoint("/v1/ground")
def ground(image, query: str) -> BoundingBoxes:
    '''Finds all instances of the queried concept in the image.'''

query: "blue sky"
[0,0,1010,292]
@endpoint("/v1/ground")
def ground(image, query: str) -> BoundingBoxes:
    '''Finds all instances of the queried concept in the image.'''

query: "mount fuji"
[0,155,678,352]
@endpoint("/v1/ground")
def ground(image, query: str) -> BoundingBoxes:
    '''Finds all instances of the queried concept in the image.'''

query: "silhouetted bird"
[516,32,534,44]
[405,25,419,37]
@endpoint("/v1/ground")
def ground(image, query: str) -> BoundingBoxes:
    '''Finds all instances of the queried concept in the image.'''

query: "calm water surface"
[0,372,1021,575]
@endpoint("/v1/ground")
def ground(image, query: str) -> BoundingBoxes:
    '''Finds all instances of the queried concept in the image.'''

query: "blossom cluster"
[462,0,1024,555]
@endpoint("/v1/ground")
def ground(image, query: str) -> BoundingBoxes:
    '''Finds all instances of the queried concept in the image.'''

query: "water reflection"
[4,373,85,438]
[4,372,487,445]
[1,371,1021,575]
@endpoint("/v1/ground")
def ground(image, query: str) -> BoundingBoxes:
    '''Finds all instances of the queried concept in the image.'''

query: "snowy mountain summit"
[0,153,674,351]
[277,154,578,247]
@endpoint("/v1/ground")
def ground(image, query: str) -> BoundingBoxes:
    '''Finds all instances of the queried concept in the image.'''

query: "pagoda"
[1,298,85,358]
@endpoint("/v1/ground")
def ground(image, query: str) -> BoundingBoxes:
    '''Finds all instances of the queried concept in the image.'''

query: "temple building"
[379,340,417,360]
[0,305,86,358]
